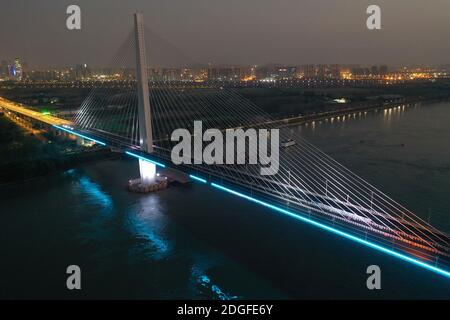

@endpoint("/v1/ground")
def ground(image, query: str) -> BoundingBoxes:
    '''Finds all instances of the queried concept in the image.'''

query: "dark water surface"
[295,102,450,232]
[0,102,449,299]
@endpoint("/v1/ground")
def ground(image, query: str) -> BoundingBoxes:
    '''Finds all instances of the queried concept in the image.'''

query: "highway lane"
[0,96,72,126]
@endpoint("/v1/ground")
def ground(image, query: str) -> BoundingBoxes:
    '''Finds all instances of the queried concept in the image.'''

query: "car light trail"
[206,182,450,280]
[125,151,166,168]
[52,125,106,146]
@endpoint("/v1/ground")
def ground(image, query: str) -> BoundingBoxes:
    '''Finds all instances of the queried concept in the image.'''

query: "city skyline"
[4,59,449,83]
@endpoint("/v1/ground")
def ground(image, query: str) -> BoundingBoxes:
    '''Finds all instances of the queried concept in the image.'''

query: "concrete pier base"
[128,176,168,193]
[128,159,168,193]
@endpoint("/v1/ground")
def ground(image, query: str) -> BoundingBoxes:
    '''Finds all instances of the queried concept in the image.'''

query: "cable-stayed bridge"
[1,13,449,279]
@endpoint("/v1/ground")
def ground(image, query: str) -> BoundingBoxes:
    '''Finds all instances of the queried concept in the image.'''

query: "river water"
[0,102,449,299]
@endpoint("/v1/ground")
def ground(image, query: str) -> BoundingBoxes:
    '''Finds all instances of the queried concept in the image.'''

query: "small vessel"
[281,138,296,148]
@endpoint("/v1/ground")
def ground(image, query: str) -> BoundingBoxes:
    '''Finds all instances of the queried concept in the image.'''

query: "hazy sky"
[1,0,449,68]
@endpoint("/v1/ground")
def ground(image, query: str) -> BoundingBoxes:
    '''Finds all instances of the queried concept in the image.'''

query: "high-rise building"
[303,64,316,78]
[330,64,341,79]
[379,65,388,75]
[0,60,8,78]
[371,65,379,75]
[75,63,90,79]
[14,58,23,81]
[317,64,327,78]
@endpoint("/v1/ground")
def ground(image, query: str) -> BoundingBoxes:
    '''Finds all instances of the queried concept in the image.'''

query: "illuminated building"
[14,58,23,81]
[0,60,9,79]
[303,64,316,78]
[75,63,90,80]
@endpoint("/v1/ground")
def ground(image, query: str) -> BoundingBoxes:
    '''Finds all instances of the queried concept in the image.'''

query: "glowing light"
[79,177,113,210]
[190,174,207,183]
[139,159,156,183]
[210,182,450,279]
[52,125,106,146]
[125,151,165,168]
[333,98,347,104]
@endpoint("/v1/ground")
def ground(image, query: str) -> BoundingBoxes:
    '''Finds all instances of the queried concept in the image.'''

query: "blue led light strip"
[209,182,450,279]
[53,125,107,146]
[125,151,166,168]
[189,174,207,183]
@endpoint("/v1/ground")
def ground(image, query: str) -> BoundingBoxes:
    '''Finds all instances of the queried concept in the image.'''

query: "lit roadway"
[0,96,72,126]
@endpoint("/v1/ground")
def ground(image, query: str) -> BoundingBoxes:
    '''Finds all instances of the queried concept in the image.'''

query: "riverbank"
[259,95,450,129]
[0,114,116,184]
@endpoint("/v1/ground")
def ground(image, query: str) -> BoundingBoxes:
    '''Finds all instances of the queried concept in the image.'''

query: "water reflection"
[293,104,413,134]
[78,177,114,211]
[67,168,114,214]
[126,195,172,259]
[190,257,239,300]
[126,194,239,299]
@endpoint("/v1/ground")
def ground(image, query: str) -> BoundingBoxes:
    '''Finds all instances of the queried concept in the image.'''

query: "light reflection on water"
[126,194,239,299]
[190,256,239,300]
[77,177,114,212]
[294,104,413,133]
[126,195,172,259]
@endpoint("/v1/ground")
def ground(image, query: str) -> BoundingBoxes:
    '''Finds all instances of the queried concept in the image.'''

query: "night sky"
[1,0,449,68]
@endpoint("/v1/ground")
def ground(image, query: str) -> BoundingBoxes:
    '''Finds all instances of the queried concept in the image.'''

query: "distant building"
[371,65,379,75]
[75,63,90,80]
[330,64,341,79]
[162,68,182,81]
[317,64,327,78]
[276,66,296,79]
[13,58,23,81]
[0,60,9,79]
[206,66,248,81]
[303,64,316,78]
[379,65,388,75]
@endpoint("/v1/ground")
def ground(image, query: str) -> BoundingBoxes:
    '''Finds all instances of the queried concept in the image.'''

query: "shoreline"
[0,149,120,188]
[263,96,450,129]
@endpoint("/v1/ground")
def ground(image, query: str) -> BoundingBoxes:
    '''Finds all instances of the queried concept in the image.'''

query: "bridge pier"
[139,159,156,184]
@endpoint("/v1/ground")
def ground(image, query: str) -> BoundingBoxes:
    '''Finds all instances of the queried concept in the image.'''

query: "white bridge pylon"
[134,13,156,183]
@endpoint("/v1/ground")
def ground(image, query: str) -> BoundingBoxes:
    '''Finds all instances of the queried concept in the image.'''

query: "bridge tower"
[134,13,156,183]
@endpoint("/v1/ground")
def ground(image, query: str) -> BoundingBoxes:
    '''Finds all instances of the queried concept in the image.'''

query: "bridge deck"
[0,97,72,126]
